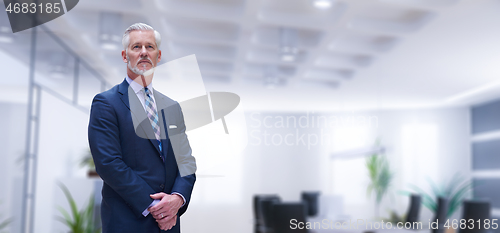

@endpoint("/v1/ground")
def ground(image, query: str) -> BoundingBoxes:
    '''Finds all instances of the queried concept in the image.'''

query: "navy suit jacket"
[88,79,196,233]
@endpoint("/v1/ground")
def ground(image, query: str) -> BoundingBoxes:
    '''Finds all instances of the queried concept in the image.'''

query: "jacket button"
[160,184,165,189]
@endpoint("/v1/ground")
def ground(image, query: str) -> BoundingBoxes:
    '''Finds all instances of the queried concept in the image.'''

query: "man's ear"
[157,50,161,63]
[122,50,127,63]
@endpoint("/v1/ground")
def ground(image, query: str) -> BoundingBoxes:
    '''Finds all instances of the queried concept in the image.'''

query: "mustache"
[136,57,153,66]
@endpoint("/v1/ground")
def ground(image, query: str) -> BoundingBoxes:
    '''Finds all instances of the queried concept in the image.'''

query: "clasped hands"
[148,192,184,231]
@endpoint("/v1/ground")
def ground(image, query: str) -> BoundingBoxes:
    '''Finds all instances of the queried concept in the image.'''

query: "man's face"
[122,30,161,75]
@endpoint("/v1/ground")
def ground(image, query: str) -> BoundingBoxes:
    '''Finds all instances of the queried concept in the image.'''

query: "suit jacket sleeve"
[88,94,156,217]
[166,103,196,216]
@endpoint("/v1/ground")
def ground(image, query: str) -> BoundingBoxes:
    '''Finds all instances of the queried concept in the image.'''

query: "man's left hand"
[149,192,183,222]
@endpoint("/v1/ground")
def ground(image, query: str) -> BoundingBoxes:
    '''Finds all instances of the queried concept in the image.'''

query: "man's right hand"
[157,214,177,231]
[149,192,182,230]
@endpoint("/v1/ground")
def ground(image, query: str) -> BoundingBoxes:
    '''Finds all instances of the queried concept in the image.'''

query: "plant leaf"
[56,182,98,233]
[56,206,73,227]
[0,218,13,230]
[405,174,473,217]
[426,177,443,198]
[445,173,462,197]
[447,181,473,217]
[366,153,394,206]
[397,190,413,196]
[408,184,437,212]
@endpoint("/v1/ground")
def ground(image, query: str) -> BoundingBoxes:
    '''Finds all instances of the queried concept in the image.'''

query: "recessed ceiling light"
[50,65,68,79]
[281,54,295,62]
[0,35,13,43]
[0,26,11,33]
[314,0,333,9]
[50,71,66,79]
[264,75,286,88]
[280,46,298,62]
[101,43,118,51]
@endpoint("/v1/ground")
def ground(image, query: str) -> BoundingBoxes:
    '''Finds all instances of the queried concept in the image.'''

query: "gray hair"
[122,23,161,51]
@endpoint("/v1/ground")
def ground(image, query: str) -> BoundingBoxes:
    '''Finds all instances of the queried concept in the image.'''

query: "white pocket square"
[169,125,177,129]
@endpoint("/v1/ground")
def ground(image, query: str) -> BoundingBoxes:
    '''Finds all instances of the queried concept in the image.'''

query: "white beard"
[126,54,156,75]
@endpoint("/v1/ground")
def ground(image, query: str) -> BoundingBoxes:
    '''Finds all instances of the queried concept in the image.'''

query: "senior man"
[88,23,196,233]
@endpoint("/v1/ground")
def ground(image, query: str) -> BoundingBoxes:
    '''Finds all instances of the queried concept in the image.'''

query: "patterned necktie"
[144,87,163,160]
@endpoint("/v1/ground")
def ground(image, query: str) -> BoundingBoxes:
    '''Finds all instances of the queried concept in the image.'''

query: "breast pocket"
[167,125,183,137]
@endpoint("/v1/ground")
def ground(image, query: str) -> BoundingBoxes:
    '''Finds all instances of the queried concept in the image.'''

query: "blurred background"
[1,0,500,232]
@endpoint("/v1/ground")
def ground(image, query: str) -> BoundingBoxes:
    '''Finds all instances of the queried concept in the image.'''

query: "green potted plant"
[382,209,405,224]
[366,152,394,218]
[56,183,101,233]
[0,218,11,233]
[80,149,99,178]
[0,202,12,233]
[403,173,473,218]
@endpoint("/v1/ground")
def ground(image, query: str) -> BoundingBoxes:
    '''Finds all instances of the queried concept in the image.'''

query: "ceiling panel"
[329,32,400,53]
[316,52,374,69]
[163,17,240,43]
[259,0,347,28]
[349,5,435,33]
[247,47,308,64]
[252,25,323,49]
[304,67,354,80]
[169,41,237,61]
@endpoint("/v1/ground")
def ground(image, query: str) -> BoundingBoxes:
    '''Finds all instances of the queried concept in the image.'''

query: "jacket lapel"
[118,79,130,110]
[119,79,161,155]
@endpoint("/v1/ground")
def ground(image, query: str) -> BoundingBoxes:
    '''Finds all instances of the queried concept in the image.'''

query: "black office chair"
[272,202,308,233]
[253,195,281,233]
[432,197,449,233]
[301,191,320,217]
[459,200,490,233]
[405,194,421,225]
[253,195,262,233]
[260,198,281,233]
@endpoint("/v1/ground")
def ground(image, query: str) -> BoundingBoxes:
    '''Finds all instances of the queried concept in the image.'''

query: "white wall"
[0,102,27,233]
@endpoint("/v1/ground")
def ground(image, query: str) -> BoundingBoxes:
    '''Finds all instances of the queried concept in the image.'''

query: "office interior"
[0,0,500,232]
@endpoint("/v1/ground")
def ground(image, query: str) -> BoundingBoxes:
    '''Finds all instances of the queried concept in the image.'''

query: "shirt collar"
[125,76,153,95]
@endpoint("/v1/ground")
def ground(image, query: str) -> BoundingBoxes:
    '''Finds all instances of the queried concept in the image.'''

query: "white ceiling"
[1,0,500,111]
